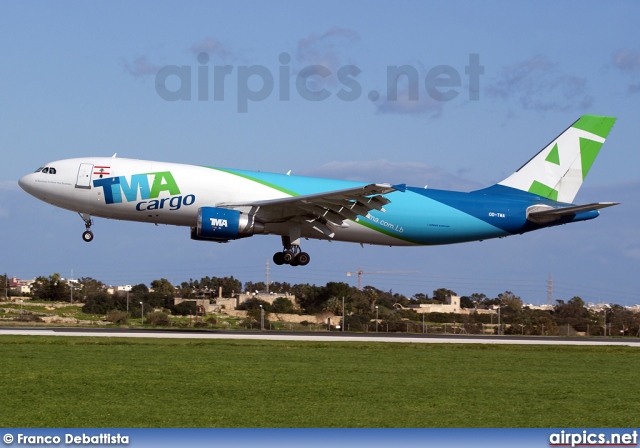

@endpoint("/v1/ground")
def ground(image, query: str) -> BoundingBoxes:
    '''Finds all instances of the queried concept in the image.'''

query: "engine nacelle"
[191,207,264,242]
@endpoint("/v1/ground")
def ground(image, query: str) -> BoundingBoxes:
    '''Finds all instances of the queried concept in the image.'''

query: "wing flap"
[217,183,401,238]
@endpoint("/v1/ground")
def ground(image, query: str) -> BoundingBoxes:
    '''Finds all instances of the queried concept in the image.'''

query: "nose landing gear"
[79,213,94,242]
[273,237,310,266]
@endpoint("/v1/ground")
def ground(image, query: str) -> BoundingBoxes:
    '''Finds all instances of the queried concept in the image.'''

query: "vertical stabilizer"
[498,115,616,203]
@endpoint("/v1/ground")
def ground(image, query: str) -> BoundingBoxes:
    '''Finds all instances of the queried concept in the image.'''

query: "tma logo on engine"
[210,218,228,227]
[93,171,195,211]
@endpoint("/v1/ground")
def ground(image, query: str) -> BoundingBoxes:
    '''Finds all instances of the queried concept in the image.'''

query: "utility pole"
[346,268,420,290]
[265,259,270,294]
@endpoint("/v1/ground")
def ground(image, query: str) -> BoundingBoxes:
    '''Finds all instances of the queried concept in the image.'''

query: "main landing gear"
[273,237,310,266]
[79,213,94,242]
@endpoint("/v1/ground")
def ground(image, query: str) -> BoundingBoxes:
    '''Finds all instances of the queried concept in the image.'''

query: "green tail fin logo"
[498,115,616,203]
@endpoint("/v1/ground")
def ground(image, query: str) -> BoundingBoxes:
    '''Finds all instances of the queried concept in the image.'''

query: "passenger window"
[42,167,49,173]
[49,168,56,174]
[34,167,44,173]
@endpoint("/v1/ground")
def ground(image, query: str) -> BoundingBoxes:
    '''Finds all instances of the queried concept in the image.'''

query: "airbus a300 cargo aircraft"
[19,115,617,267]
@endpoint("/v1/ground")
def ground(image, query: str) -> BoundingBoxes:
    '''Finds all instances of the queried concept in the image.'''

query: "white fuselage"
[18,157,404,246]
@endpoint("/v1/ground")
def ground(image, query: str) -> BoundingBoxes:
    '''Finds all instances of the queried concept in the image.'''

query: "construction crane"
[346,267,420,290]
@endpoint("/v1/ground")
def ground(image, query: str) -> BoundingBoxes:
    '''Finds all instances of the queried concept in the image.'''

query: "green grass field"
[0,336,638,427]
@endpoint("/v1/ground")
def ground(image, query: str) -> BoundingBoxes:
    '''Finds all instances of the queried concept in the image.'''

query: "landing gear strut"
[273,237,310,266]
[79,213,94,242]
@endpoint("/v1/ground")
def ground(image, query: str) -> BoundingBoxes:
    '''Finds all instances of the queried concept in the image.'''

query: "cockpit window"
[37,166,57,174]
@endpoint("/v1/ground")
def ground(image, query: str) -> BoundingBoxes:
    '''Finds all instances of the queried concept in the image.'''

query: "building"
[237,291,298,308]
[405,295,462,314]
[114,285,132,295]
[399,295,496,315]
[7,277,34,295]
[174,290,298,315]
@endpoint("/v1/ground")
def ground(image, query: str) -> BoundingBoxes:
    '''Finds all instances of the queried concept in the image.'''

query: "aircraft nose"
[18,173,35,194]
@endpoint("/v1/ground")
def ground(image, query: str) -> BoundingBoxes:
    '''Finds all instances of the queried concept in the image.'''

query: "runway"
[2,327,640,346]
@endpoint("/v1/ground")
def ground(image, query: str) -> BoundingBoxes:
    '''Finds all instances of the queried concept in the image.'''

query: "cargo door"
[75,163,93,189]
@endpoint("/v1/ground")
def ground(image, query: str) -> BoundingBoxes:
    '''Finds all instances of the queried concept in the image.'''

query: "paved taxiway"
[1,327,639,346]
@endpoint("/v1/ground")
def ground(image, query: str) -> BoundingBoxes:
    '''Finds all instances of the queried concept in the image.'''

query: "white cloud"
[189,38,233,61]
[295,27,359,70]
[293,27,360,91]
[611,49,640,94]
[486,55,592,112]
[373,92,444,117]
[612,49,640,72]
[121,55,161,78]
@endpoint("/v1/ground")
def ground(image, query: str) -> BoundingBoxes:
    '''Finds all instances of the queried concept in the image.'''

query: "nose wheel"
[79,213,94,243]
[273,243,310,266]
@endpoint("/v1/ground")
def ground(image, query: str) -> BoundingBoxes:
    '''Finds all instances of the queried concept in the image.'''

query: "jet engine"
[191,207,264,242]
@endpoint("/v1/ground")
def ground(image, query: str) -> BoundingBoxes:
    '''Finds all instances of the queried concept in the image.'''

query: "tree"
[323,297,343,315]
[270,281,292,294]
[323,282,352,302]
[362,286,379,312]
[554,296,595,333]
[179,282,195,298]
[106,310,129,324]
[238,299,271,324]
[244,281,266,293]
[150,278,175,296]
[82,292,123,314]
[31,273,70,302]
[606,304,640,336]
[411,293,429,303]
[432,288,457,303]
[0,275,8,298]
[470,293,488,308]
[272,297,295,313]
[237,298,272,312]
[78,277,106,301]
[131,283,149,295]
[497,291,523,313]
[172,301,196,316]
[460,296,474,309]
[292,283,324,313]
[145,311,170,326]
[215,276,243,297]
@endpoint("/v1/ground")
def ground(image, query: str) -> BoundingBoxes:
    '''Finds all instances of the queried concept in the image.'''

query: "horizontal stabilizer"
[527,202,619,224]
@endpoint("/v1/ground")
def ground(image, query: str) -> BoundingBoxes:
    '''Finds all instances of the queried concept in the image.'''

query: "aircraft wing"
[527,202,619,224]
[217,183,405,238]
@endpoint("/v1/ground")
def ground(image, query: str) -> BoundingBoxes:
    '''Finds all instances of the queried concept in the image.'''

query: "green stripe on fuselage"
[209,167,300,197]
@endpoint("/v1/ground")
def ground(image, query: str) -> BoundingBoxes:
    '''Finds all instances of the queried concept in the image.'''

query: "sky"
[1,1,639,305]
